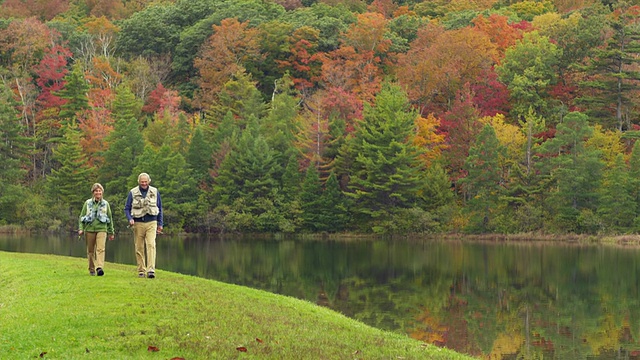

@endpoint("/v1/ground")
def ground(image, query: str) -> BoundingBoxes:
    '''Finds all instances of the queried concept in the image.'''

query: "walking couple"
[78,173,163,278]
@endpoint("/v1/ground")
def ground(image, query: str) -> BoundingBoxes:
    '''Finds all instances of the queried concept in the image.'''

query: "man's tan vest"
[130,186,160,218]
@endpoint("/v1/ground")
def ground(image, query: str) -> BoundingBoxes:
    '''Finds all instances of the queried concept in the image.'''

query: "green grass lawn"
[0,251,476,360]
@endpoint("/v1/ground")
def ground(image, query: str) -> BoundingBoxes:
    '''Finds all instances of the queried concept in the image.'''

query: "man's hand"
[108,234,115,241]
[157,226,163,234]
[78,230,84,235]
[129,219,135,226]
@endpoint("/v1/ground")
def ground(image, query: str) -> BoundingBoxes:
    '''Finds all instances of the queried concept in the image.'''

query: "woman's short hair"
[91,183,104,192]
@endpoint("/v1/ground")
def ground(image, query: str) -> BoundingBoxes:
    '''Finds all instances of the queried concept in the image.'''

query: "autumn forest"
[0,0,639,235]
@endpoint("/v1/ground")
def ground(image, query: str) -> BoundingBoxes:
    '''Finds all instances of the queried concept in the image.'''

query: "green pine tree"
[46,123,94,229]
[537,112,604,233]
[577,5,640,130]
[460,124,505,233]
[597,153,635,232]
[319,114,348,181]
[317,172,350,232]
[627,141,640,230]
[500,163,551,233]
[213,122,283,231]
[341,82,426,231]
[0,82,31,224]
[186,124,212,186]
[300,164,323,231]
[143,112,169,149]
[100,85,144,205]
[56,62,90,125]
[167,112,192,155]
[262,75,301,163]
[281,154,302,201]
[208,71,267,128]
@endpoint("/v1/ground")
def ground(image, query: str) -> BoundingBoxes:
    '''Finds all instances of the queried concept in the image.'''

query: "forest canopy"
[0,0,639,235]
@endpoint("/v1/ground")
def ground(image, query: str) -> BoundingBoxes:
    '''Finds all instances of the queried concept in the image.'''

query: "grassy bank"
[0,251,475,360]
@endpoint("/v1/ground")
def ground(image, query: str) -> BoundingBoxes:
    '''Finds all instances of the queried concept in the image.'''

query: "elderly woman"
[78,183,115,276]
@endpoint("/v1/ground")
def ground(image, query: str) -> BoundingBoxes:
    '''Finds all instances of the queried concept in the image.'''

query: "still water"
[2,234,640,360]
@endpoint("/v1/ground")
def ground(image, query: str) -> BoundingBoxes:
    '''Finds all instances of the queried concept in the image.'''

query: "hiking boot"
[147,272,155,279]
[96,268,104,276]
[138,272,145,278]
[89,271,96,276]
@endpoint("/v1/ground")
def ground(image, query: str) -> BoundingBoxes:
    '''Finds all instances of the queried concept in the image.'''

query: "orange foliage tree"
[194,18,262,111]
[319,12,391,103]
[276,26,323,95]
[78,108,114,167]
[397,24,497,115]
[472,14,529,60]
[85,56,122,108]
[0,0,68,21]
[82,16,120,58]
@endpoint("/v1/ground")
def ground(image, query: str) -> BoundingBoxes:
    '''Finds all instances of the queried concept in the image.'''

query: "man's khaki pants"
[86,231,107,272]
[133,221,157,274]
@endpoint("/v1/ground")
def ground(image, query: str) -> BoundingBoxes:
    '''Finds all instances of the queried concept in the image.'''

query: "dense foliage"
[0,0,639,234]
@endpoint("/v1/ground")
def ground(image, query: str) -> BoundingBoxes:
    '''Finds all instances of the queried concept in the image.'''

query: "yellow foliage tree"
[413,113,446,166]
[586,124,625,166]
[480,113,525,171]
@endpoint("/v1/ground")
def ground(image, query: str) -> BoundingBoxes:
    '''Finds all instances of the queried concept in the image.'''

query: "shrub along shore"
[0,251,475,360]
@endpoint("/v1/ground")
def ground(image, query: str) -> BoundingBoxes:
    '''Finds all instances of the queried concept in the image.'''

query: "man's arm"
[124,191,134,222]
[156,191,163,228]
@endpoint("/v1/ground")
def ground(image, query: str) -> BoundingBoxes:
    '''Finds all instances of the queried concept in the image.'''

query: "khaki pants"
[133,221,157,274]
[86,232,107,272]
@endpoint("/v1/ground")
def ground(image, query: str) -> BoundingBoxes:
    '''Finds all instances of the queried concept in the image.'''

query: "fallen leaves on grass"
[39,351,47,358]
[236,346,248,352]
[148,345,160,352]
[256,338,263,343]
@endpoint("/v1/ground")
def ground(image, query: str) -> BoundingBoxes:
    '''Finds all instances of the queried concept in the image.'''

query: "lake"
[2,233,640,360]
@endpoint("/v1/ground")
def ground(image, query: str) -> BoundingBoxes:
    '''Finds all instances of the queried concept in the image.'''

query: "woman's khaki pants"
[85,231,107,272]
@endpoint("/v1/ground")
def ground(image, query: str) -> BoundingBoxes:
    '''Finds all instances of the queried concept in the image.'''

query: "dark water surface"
[2,234,640,360]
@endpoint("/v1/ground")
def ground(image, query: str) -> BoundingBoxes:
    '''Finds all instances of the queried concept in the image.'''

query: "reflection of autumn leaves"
[488,333,524,359]
[408,295,483,357]
[409,308,447,346]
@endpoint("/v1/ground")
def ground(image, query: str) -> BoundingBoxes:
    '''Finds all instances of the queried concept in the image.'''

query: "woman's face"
[93,188,103,201]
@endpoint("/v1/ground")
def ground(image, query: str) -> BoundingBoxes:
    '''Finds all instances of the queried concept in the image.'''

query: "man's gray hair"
[138,172,151,183]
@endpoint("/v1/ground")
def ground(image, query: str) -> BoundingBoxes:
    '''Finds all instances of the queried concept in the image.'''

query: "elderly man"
[124,172,163,279]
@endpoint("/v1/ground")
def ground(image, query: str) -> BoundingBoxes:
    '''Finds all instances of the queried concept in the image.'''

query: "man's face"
[139,177,150,189]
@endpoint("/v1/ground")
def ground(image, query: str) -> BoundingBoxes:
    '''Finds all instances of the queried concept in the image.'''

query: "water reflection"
[2,234,640,360]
